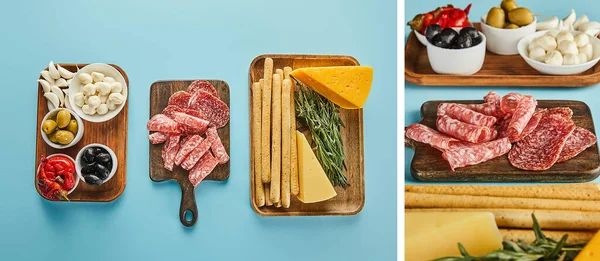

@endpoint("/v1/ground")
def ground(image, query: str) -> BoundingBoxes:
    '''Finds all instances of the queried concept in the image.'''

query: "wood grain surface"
[34,64,128,202]
[405,23,600,87]
[149,80,230,226]
[249,54,365,216]
[406,100,600,182]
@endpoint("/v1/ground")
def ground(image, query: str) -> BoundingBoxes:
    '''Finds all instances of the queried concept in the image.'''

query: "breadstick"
[281,79,292,208]
[500,229,594,244]
[276,69,284,84]
[265,183,273,206]
[405,192,600,212]
[270,74,282,204]
[284,66,299,195]
[252,82,265,207]
[405,184,600,201]
[261,59,272,184]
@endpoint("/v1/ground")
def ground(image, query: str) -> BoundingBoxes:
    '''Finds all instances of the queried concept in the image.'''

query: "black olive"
[95,164,110,180]
[84,174,103,186]
[472,36,482,47]
[82,148,96,164]
[430,34,445,48]
[425,24,443,41]
[453,34,473,49]
[437,28,459,48]
[94,147,105,155]
[460,27,479,40]
[81,163,96,176]
[95,153,111,166]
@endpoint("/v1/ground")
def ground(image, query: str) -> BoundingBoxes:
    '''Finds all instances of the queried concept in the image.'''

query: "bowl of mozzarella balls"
[68,63,128,122]
[518,30,600,75]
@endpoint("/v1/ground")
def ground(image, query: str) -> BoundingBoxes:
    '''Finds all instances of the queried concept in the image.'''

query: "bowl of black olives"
[75,144,117,186]
[425,25,487,75]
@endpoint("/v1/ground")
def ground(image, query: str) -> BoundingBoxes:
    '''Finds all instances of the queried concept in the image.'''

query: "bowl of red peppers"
[408,4,473,46]
[36,154,79,201]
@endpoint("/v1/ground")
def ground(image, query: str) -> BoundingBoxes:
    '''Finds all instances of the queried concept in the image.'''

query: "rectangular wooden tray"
[405,23,600,87]
[34,64,128,202]
[405,100,600,182]
[149,80,230,226]
[248,54,365,216]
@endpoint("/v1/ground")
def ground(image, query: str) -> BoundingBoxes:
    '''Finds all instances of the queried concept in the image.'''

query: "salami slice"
[442,137,512,171]
[189,152,219,186]
[181,134,216,170]
[438,103,497,127]
[174,135,203,166]
[162,105,206,120]
[187,80,219,99]
[545,107,573,119]
[148,132,169,144]
[206,126,229,164]
[147,114,180,134]
[484,91,501,104]
[500,92,524,114]
[187,91,230,128]
[171,112,210,131]
[508,114,576,171]
[557,127,597,163]
[405,123,461,150]
[162,135,180,171]
[512,109,543,142]
[436,115,494,144]
[497,114,512,139]
[506,95,537,142]
[464,102,501,118]
[167,91,191,108]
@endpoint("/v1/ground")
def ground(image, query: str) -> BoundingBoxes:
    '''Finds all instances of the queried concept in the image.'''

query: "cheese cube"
[575,229,600,261]
[296,131,337,203]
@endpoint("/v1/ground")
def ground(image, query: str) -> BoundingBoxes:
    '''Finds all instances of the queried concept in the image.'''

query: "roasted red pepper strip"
[408,3,471,33]
[37,156,71,201]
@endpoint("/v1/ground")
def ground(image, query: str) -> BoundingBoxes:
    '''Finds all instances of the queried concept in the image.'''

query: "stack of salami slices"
[406,91,597,171]
[147,80,230,186]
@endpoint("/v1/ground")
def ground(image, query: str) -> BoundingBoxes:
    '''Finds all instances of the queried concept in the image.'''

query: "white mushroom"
[91,72,105,83]
[535,36,557,51]
[95,82,112,96]
[529,47,547,62]
[103,77,116,84]
[40,71,55,85]
[51,85,65,106]
[574,15,590,30]
[556,31,574,44]
[107,101,117,111]
[48,61,60,80]
[56,64,75,79]
[558,40,579,55]
[82,83,96,96]
[87,95,101,109]
[79,73,93,85]
[38,79,51,93]
[82,104,96,115]
[563,53,579,65]
[44,92,60,109]
[96,104,108,115]
[111,82,123,93]
[55,78,68,88]
[545,50,564,65]
[544,29,561,38]
[108,93,125,105]
[577,53,589,64]
[579,43,594,60]
[73,93,85,107]
[574,33,590,47]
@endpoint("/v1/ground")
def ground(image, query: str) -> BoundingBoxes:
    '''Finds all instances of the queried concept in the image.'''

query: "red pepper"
[430,12,449,29]
[446,4,472,28]
[409,3,472,33]
[37,156,73,200]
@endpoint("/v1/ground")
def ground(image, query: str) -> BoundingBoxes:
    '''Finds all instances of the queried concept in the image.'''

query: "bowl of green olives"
[40,108,84,149]
[75,144,117,186]
[480,3,537,55]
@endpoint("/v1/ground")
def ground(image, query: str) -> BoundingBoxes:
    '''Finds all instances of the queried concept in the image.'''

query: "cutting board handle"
[179,181,198,227]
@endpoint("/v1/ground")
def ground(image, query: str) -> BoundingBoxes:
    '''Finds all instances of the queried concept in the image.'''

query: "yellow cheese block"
[575,230,600,261]
[290,66,373,109]
[296,131,337,203]
[405,212,503,261]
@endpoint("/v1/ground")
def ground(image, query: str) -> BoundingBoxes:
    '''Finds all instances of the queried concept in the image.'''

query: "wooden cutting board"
[248,54,365,216]
[406,100,600,182]
[405,23,600,87]
[149,80,230,227]
[34,64,128,202]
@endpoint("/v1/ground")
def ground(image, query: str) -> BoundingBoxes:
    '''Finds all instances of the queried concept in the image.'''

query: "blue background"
[0,0,397,260]
[405,0,600,184]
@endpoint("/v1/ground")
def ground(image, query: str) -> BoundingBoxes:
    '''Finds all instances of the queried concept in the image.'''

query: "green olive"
[55,130,74,145]
[66,119,78,134]
[486,7,506,28]
[56,110,71,129]
[501,0,518,14]
[508,7,534,26]
[42,119,57,134]
[48,132,58,143]
[504,23,520,29]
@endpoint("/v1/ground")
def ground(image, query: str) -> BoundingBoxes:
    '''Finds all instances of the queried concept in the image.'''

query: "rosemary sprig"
[432,214,586,261]
[293,77,349,187]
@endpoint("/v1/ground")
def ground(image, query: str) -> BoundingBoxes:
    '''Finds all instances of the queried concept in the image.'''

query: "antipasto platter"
[248,54,372,216]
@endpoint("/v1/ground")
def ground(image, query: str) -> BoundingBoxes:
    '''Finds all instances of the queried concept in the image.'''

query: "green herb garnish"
[294,78,348,187]
[432,214,586,261]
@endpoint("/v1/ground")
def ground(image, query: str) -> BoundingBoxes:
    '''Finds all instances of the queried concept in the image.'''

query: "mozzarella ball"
[574,33,590,47]
[545,50,564,65]
[103,77,116,84]
[111,82,123,93]
[580,44,594,60]
[96,104,108,115]
[91,72,105,83]
[556,31,574,44]
[87,95,101,109]
[107,101,117,111]
[73,93,85,107]
[563,54,580,65]
[545,30,561,38]
[578,53,589,64]
[108,93,125,105]
[558,40,579,55]
[529,47,547,62]
[82,83,96,96]
[535,36,558,51]
[95,82,112,96]
[78,73,92,85]
[82,104,96,115]
[98,94,108,103]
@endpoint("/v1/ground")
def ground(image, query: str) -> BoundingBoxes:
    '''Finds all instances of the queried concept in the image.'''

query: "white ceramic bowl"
[427,32,487,75]
[75,143,118,186]
[40,108,84,149]
[68,63,128,122]
[518,30,600,75]
[480,15,537,55]
[37,153,80,196]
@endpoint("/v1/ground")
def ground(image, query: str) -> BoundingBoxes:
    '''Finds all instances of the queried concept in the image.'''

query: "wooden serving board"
[34,64,128,202]
[406,100,600,182]
[149,80,230,227]
[248,54,365,216]
[405,23,600,87]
